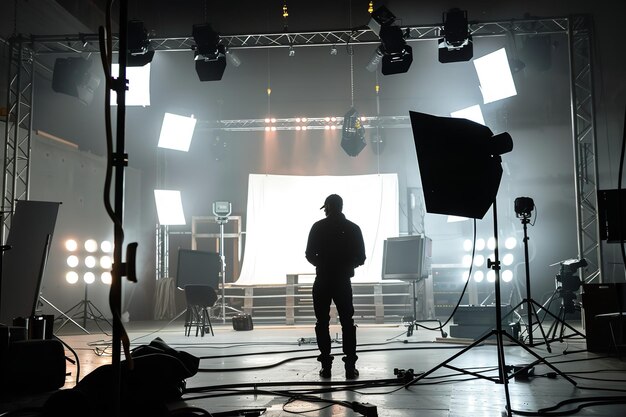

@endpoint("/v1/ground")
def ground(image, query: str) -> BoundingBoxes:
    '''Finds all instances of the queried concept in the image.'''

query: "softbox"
[52,57,101,105]
[410,111,512,219]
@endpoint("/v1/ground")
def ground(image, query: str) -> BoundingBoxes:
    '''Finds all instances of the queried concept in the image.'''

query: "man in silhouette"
[305,194,366,379]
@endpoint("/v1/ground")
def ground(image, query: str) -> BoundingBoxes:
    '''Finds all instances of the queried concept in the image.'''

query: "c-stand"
[500,210,553,351]
[212,215,242,323]
[408,200,576,417]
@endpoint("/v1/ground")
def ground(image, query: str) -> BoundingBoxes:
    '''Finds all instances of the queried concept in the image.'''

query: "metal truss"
[155,224,169,280]
[2,16,601,283]
[28,17,568,54]
[568,15,602,283]
[197,115,410,132]
[1,36,33,244]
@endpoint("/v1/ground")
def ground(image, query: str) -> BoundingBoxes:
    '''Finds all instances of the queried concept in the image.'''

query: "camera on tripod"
[555,258,587,313]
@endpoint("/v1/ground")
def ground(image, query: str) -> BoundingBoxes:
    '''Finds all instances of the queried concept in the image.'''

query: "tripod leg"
[529,301,552,352]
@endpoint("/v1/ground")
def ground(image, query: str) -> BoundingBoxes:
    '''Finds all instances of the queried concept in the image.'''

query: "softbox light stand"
[407,112,576,416]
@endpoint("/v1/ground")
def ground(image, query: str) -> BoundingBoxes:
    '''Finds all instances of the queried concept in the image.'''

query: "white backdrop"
[236,173,399,285]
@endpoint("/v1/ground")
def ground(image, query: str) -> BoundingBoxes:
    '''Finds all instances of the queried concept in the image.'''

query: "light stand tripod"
[408,200,576,416]
[500,200,552,351]
[404,278,447,338]
[57,284,112,331]
[212,213,242,323]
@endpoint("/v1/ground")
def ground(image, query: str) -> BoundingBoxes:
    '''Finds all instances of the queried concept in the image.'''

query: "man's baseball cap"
[320,194,343,210]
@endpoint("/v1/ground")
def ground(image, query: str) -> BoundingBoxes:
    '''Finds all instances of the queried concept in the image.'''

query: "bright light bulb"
[265,126,270,132]
[324,116,331,122]
[487,270,496,282]
[505,237,517,250]
[463,239,473,251]
[475,239,485,251]
[101,272,112,285]
[100,255,112,269]
[502,253,514,266]
[101,240,112,253]
[85,256,96,268]
[502,270,513,282]
[84,239,98,253]
[67,255,79,268]
[83,272,95,284]
[270,118,277,123]
[264,118,270,123]
[66,271,79,284]
[65,239,78,251]
[474,271,484,282]
[324,125,330,130]
[487,237,496,250]
[295,117,301,122]
[461,271,470,282]
[462,255,472,267]
[271,126,277,131]
[474,255,485,267]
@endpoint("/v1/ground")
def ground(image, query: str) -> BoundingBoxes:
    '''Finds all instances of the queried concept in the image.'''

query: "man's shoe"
[345,367,359,379]
[319,367,332,378]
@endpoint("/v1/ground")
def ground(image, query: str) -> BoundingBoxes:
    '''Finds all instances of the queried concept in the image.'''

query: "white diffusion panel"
[236,174,399,285]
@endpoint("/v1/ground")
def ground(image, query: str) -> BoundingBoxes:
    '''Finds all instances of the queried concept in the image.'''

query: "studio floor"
[2,318,626,417]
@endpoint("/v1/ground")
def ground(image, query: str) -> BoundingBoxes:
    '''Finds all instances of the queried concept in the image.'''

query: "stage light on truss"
[154,189,186,225]
[451,105,485,125]
[101,272,112,285]
[473,48,517,104]
[84,239,98,253]
[158,113,197,152]
[52,57,101,105]
[66,271,79,284]
[367,5,396,36]
[379,25,412,75]
[438,8,473,63]
[84,272,96,284]
[193,23,227,81]
[127,20,155,67]
[111,63,151,106]
[474,270,484,282]
[65,239,78,251]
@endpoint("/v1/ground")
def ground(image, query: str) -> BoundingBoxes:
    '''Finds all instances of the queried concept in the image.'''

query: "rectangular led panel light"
[154,189,186,225]
[450,104,485,125]
[111,63,151,106]
[158,113,196,152]
[473,48,517,104]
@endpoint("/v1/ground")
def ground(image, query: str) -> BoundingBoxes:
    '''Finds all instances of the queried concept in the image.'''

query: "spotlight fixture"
[192,23,227,81]
[52,57,101,105]
[127,20,154,67]
[438,8,473,63]
[341,108,366,157]
[366,6,412,75]
[514,197,535,218]
[367,5,396,36]
[225,48,242,67]
[288,46,295,57]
